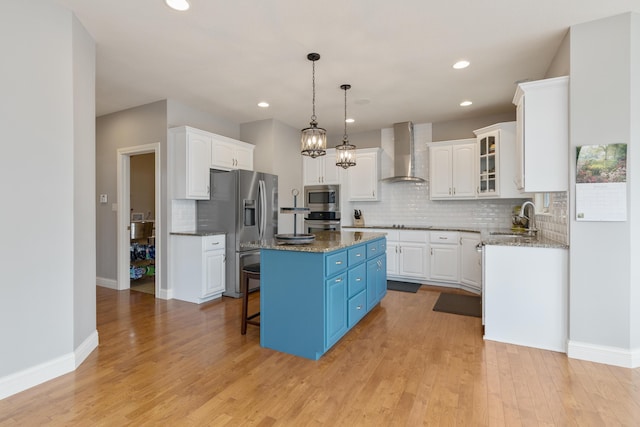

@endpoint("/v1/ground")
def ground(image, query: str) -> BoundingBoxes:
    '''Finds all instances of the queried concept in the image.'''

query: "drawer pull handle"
[356,277,362,282]
[335,260,343,265]
[371,248,377,252]
[210,242,220,245]
[335,278,342,283]
[439,237,447,240]
[356,305,362,310]
[356,253,362,257]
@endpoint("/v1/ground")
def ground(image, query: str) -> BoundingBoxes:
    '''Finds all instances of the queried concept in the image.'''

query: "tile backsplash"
[171,199,196,231]
[534,192,568,244]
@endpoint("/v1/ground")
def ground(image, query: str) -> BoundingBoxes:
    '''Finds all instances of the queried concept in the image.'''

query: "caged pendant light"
[300,53,327,158]
[335,84,356,168]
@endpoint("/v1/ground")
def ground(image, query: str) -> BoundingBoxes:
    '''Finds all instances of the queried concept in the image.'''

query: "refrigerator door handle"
[258,179,266,239]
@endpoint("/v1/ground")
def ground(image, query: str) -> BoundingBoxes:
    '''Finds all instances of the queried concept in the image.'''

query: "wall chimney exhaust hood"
[382,121,426,183]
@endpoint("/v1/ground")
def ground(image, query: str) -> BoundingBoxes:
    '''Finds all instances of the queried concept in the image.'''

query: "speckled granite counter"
[480,234,568,249]
[170,230,226,237]
[342,225,480,233]
[241,231,386,253]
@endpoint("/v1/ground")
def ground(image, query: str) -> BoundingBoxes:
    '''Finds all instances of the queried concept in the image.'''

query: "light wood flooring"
[2,285,639,426]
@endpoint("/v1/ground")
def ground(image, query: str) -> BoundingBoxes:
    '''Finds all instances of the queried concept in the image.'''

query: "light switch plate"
[99,194,108,203]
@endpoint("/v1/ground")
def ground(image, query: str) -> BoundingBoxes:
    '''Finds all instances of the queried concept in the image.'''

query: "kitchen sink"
[489,230,538,243]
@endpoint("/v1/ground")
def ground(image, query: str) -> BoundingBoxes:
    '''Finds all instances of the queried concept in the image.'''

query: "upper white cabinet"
[473,122,521,199]
[347,148,381,201]
[170,126,212,200]
[429,139,476,200]
[302,148,341,185]
[513,76,569,192]
[211,135,254,171]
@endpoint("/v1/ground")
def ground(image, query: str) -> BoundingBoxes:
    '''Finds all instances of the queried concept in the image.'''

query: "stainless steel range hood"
[382,121,426,183]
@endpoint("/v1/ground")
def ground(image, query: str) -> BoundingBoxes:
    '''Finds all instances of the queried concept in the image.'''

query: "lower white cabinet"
[428,231,459,282]
[385,229,429,282]
[459,232,482,292]
[172,234,226,303]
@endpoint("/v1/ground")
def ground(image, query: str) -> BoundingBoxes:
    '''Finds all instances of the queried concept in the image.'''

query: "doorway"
[117,143,162,296]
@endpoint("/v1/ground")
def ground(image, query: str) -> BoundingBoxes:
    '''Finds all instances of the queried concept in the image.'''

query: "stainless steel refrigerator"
[197,169,278,297]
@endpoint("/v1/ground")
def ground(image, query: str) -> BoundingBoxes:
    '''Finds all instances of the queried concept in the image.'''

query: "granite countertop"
[241,231,386,253]
[341,225,480,233]
[170,230,226,237]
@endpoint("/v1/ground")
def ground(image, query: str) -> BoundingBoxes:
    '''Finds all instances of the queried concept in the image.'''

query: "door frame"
[117,143,162,295]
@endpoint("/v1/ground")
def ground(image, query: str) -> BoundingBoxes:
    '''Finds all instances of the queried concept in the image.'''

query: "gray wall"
[96,100,168,287]
[130,153,156,219]
[545,30,570,78]
[569,13,640,356]
[431,112,516,142]
[241,119,303,234]
[0,0,95,392]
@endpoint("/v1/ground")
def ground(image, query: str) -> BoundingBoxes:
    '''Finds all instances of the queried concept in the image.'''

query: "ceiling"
[56,0,638,136]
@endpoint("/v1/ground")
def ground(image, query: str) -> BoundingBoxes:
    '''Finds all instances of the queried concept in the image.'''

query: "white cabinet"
[302,148,341,185]
[429,139,476,200]
[513,76,569,192]
[385,229,428,282]
[211,135,254,171]
[483,245,568,352]
[347,148,381,201]
[473,122,521,199]
[170,126,212,200]
[428,231,459,282]
[460,232,481,292]
[172,234,226,303]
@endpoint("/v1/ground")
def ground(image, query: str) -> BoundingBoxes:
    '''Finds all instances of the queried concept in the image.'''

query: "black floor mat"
[387,280,421,293]
[433,293,482,318]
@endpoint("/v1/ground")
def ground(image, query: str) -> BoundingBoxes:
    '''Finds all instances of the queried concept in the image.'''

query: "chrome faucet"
[519,201,537,233]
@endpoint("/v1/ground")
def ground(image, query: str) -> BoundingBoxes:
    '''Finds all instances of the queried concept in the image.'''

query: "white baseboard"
[568,340,640,368]
[157,288,172,300]
[0,330,99,400]
[96,276,119,290]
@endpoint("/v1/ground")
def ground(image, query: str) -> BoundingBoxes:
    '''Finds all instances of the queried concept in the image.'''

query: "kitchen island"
[243,231,387,360]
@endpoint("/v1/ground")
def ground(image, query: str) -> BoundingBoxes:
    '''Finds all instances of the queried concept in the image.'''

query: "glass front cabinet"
[477,130,498,196]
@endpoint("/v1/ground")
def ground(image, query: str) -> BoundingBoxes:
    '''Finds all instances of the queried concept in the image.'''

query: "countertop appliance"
[197,169,278,298]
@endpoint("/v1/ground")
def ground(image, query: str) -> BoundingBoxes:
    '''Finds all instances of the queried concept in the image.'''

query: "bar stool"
[241,263,261,334]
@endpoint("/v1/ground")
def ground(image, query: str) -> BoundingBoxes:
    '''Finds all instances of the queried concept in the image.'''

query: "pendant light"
[301,53,327,158]
[336,84,356,169]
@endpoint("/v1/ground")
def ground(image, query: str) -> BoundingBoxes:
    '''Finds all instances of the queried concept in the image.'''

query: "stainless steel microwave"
[304,185,340,212]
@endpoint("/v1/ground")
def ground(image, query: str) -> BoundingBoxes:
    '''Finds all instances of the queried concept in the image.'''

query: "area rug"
[433,293,482,318]
[387,280,421,293]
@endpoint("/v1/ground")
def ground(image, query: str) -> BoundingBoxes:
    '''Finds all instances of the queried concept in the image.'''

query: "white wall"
[568,12,640,367]
[0,0,96,398]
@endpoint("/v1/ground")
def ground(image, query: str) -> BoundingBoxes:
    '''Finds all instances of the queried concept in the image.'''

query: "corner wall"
[568,12,639,367]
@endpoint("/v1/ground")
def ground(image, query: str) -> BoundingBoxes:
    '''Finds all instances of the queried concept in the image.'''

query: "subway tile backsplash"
[534,192,568,244]
[349,180,527,230]
[171,199,196,231]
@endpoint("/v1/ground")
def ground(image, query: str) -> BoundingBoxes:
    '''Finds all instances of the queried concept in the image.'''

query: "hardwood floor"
[2,285,639,426]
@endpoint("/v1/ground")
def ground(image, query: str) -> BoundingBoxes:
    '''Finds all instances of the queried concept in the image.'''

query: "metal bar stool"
[241,263,261,334]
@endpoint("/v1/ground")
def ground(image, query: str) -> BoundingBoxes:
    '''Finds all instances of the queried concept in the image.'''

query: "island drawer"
[367,238,385,258]
[348,244,367,266]
[348,263,366,297]
[348,290,367,328]
[326,250,348,277]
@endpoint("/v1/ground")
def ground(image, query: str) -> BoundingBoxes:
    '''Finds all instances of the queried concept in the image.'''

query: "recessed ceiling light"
[345,118,355,123]
[460,100,473,107]
[258,102,269,108]
[453,60,470,69]
[165,0,190,11]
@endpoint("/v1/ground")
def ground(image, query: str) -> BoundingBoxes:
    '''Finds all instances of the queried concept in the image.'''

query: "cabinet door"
[429,145,453,199]
[429,244,459,282]
[234,144,254,171]
[452,144,476,198]
[211,138,236,170]
[398,243,428,279]
[386,241,400,276]
[302,155,323,185]
[186,132,212,199]
[375,256,387,302]
[203,250,225,297]
[325,273,348,348]
[323,149,341,184]
[460,234,481,291]
[477,131,498,197]
[348,150,380,201]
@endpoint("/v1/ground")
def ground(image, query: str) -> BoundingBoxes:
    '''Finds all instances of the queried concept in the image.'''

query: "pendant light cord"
[311,60,317,122]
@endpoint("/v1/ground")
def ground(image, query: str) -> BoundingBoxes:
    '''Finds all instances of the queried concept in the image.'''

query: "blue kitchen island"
[244,231,386,360]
